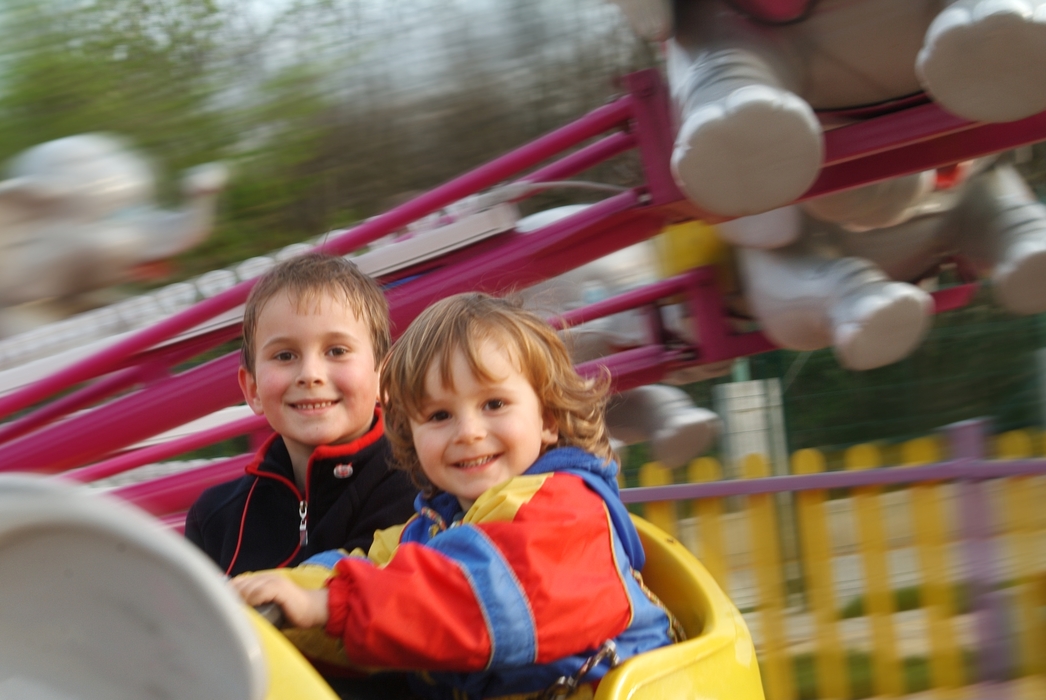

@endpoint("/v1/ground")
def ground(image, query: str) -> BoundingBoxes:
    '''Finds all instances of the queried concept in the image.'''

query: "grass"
[794,652,936,699]
[838,583,973,619]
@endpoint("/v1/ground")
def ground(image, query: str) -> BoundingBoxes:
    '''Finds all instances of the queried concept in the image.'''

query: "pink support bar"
[548,270,699,331]
[0,281,255,422]
[518,131,637,186]
[686,267,774,362]
[821,102,974,166]
[113,453,254,516]
[807,109,1046,199]
[60,414,268,484]
[0,365,146,445]
[576,345,677,393]
[931,283,979,313]
[0,324,242,445]
[385,191,659,327]
[0,354,245,475]
[622,70,684,206]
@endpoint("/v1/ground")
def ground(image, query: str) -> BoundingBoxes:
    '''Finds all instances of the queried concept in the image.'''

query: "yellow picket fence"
[629,424,1046,700]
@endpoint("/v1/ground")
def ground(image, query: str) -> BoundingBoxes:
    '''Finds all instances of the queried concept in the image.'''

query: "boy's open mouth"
[291,400,338,410]
[454,455,498,469]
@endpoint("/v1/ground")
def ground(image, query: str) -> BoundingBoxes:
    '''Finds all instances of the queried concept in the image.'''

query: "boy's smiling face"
[239,290,380,475]
[410,339,558,512]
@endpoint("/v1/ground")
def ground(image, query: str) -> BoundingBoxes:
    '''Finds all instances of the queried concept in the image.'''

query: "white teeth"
[295,401,334,410]
[456,456,494,468]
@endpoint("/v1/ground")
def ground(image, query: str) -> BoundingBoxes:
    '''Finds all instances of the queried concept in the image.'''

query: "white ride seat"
[0,475,267,700]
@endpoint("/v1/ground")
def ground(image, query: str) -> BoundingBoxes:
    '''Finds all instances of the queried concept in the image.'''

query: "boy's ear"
[238,366,264,415]
[541,412,559,446]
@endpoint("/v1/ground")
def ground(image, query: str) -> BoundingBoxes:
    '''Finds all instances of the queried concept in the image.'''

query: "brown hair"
[380,292,613,494]
[240,252,390,374]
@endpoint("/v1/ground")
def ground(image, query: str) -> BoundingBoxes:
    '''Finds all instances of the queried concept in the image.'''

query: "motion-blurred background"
[4,0,1046,464]
[2,4,1046,698]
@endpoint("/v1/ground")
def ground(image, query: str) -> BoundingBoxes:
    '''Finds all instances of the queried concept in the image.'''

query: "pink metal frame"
[3,68,1046,520]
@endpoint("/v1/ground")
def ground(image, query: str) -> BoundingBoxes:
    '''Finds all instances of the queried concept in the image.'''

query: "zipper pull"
[299,500,308,547]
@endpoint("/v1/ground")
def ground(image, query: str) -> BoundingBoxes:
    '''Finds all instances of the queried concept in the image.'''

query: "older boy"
[185,252,418,577]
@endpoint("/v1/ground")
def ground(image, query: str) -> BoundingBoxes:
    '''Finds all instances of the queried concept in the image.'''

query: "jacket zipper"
[298,499,308,546]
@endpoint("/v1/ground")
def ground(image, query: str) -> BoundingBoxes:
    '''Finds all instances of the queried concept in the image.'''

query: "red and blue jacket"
[304,447,676,699]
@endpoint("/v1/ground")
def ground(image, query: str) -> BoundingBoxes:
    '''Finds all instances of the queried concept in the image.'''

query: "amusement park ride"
[4,0,1046,698]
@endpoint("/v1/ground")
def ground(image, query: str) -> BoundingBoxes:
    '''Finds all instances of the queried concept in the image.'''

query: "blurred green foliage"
[0,0,654,281]
[0,0,233,175]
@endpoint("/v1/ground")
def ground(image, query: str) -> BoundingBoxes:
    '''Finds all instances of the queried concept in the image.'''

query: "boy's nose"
[296,357,325,386]
[454,413,485,442]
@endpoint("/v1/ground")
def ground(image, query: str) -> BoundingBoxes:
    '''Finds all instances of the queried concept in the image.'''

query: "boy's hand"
[231,573,330,629]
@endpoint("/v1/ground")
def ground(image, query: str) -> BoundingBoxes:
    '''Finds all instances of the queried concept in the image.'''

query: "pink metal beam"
[113,453,253,516]
[548,269,701,331]
[386,194,665,326]
[518,131,637,186]
[0,365,147,445]
[821,101,974,165]
[807,107,1046,199]
[621,70,684,206]
[0,354,244,474]
[685,268,776,362]
[0,324,242,445]
[59,413,268,484]
[932,283,979,313]
[577,345,678,393]
[0,283,255,423]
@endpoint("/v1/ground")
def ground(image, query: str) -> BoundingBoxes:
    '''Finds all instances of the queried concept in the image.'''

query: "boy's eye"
[427,410,450,423]
[328,346,349,357]
[274,351,295,362]
[484,399,505,411]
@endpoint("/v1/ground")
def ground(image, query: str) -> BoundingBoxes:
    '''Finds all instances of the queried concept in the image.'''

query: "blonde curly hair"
[380,292,613,494]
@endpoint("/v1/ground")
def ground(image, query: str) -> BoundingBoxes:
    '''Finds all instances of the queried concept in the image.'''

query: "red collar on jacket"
[244,406,385,488]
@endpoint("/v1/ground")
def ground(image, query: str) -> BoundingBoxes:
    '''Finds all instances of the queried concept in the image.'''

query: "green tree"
[0,0,652,280]
[0,0,236,179]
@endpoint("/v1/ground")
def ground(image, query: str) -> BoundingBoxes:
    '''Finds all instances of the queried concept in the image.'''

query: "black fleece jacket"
[185,411,418,577]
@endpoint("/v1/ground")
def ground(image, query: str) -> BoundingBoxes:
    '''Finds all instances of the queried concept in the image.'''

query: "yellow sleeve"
[237,561,357,671]
[367,522,408,566]
[269,562,337,590]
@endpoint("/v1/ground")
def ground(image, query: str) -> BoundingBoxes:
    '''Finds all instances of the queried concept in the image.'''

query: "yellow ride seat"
[595,516,765,700]
[247,608,340,700]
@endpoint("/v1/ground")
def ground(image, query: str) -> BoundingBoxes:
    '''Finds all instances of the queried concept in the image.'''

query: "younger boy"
[233,292,678,700]
[185,252,418,577]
